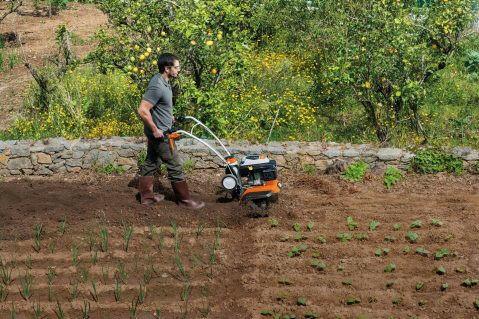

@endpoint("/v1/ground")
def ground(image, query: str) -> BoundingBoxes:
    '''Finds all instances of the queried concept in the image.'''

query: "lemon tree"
[312,0,477,142]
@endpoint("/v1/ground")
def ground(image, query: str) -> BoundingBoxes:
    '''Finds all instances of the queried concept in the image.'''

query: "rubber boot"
[171,180,205,210]
[139,176,164,206]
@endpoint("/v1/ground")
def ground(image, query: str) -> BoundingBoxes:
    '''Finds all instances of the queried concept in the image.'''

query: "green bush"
[1,66,143,140]
[383,166,403,189]
[465,50,479,75]
[410,149,463,174]
[342,161,369,182]
[303,164,317,175]
[96,163,126,175]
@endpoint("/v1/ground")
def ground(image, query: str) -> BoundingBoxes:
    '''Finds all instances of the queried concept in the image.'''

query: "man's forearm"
[140,111,160,133]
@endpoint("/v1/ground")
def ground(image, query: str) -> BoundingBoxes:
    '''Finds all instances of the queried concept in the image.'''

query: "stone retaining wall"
[0,137,478,176]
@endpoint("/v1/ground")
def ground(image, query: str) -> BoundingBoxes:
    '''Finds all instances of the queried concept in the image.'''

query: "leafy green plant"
[69,280,79,301]
[182,158,196,173]
[436,266,446,275]
[54,300,65,319]
[410,220,422,229]
[288,243,308,257]
[384,166,403,189]
[346,216,358,230]
[138,282,147,304]
[406,231,419,243]
[20,271,34,300]
[99,227,109,252]
[7,53,19,70]
[435,248,450,260]
[297,297,307,306]
[292,222,301,232]
[33,224,43,253]
[411,149,463,174]
[431,218,443,227]
[306,221,314,231]
[462,278,479,287]
[415,282,424,291]
[71,243,80,266]
[82,300,90,319]
[384,263,396,273]
[32,301,44,319]
[116,262,128,284]
[129,297,139,319]
[415,247,429,257]
[337,232,353,242]
[354,232,369,241]
[441,283,449,291]
[114,279,122,302]
[58,218,67,235]
[303,164,317,175]
[314,235,326,244]
[393,223,402,231]
[90,280,99,302]
[123,223,134,252]
[269,218,279,228]
[24,255,33,269]
[346,297,361,305]
[384,235,396,243]
[342,161,368,182]
[96,163,126,175]
[48,241,56,254]
[310,258,326,271]
[0,283,8,301]
[369,220,380,231]
[375,248,390,257]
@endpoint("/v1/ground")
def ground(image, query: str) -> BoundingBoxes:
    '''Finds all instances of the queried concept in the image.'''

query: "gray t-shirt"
[142,73,173,138]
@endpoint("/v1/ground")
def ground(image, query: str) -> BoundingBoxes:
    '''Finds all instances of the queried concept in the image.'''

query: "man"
[137,53,205,210]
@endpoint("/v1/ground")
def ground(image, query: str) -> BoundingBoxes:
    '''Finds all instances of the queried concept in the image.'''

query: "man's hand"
[153,128,164,139]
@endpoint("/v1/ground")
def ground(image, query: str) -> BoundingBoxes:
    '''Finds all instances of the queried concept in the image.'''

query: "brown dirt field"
[0,171,479,318]
[0,1,107,130]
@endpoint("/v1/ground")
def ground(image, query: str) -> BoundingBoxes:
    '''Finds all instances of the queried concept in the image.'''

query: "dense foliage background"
[2,0,479,147]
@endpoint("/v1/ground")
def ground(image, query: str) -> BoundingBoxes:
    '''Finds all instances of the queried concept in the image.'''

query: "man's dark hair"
[157,53,179,73]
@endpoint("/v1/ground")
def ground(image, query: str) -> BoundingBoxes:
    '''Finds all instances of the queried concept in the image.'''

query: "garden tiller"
[166,116,281,209]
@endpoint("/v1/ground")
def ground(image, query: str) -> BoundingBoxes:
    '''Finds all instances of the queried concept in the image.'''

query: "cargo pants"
[139,138,185,182]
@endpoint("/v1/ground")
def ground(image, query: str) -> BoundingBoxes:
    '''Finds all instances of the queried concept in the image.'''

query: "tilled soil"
[0,171,478,318]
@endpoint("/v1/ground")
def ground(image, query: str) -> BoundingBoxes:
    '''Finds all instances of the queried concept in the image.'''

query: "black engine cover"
[239,160,277,181]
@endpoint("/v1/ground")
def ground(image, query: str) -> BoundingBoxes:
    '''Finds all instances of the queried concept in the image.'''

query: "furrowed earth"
[0,171,478,318]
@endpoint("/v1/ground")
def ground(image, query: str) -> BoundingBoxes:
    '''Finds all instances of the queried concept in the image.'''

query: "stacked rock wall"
[0,137,478,176]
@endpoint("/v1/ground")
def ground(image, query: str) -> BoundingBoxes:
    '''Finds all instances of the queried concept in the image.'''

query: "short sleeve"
[142,80,162,105]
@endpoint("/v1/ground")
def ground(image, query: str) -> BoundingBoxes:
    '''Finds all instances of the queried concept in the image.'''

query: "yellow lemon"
[156,47,161,52]
[190,40,197,45]
[217,33,223,40]
[152,60,157,65]
[134,45,140,51]
[211,68,217,75]
[130,56,135,62]
[140,69,145,74]
[161,31,166,36]
[364,81,372,89]
[146,47,152,53]
[205,40,214,46]
[139,54,145,61]
[133,67,138,73]
[144,52,150,58]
